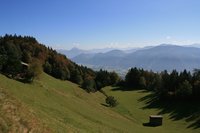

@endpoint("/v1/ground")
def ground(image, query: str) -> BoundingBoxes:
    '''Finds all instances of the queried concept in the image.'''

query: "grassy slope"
[103,86,200,133]
[0,83,50,133]
[0,73,139,133]
[0,73,199,133]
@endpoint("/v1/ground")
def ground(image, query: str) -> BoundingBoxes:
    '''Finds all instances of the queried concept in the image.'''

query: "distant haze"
[58,44,200,73]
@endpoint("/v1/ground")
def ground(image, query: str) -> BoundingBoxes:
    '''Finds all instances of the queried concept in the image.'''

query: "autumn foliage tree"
[0,35,95,84]
[0,34,119,92]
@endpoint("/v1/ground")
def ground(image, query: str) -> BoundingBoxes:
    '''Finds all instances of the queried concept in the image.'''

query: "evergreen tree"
[125,67,141,88]
[110,71,120,85]
[176,80,192,98]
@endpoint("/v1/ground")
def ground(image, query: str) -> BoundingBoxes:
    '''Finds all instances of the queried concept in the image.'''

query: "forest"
[124,67,200,101]
[0,34,119,91]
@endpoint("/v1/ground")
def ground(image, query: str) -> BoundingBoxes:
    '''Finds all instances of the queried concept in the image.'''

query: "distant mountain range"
[59,44,200,72]
[57,47,139,58]
[58,47,88,58]
[57,47,124,58]
[184,43,200,48]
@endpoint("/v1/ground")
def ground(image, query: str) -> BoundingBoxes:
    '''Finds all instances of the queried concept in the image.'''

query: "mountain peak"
[158,44,175,47]
[70,47,81,51]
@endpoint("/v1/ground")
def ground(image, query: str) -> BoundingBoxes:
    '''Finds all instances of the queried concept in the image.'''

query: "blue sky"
[1,0,200,49]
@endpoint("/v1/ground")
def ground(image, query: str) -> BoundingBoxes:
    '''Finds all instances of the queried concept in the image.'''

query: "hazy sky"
[1,0,200,49]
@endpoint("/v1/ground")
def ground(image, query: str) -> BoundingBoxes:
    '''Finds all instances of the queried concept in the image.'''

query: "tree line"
[124,67,200,101]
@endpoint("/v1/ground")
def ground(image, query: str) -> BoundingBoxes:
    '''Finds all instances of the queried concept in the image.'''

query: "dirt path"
[0,88,51,133]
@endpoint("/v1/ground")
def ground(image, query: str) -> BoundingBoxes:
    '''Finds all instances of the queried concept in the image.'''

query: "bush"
[24,59,42,82]
[105,96,118,107]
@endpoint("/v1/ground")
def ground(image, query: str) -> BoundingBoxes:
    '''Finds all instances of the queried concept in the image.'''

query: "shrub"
[105,96,118,107]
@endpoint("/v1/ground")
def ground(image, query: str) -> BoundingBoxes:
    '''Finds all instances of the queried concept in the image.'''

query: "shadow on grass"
[4,74,32,84]
[100,103,109,107]
[138,92,200,129]
[143,122,161,127]
[111,86,142,91]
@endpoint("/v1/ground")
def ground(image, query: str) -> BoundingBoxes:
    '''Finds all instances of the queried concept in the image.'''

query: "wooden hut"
[149,115,163,126]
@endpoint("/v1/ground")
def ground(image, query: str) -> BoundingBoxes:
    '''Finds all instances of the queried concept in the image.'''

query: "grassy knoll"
[0,73,199,132]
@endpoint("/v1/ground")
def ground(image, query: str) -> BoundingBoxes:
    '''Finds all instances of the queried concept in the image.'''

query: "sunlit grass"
[0,73,199,132]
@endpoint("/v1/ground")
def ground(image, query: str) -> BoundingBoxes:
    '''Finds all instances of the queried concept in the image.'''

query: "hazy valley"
[58,44,200,77]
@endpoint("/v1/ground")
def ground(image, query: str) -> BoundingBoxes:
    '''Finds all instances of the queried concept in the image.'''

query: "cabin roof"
[21,61,29,66]
[150,115,163,118]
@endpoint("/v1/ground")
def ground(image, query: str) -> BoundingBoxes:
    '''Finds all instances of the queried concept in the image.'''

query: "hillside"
[0,73,199,132]
[103,86,200,133]
[0,35,119,92]
[0,73,135,132]
[0,85,50,133]
[0,35,96,86]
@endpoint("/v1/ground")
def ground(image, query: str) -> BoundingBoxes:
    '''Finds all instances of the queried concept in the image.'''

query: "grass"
[0,73,139,133]
[0,82,50,133]
[0,73,199,132]
[103,86,200,133]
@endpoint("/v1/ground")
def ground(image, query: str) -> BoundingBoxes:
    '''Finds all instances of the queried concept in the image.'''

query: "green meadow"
[0,73,199,133]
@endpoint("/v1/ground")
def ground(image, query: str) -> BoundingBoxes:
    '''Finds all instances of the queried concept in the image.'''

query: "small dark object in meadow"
[143,115,163,127]
[149,115,163,126]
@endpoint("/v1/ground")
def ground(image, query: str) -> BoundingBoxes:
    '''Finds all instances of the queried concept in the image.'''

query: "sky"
[1,0,200,49]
